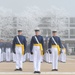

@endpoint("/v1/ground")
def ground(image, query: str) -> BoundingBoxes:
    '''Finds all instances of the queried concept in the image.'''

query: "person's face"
[53,32,57,36]
[18,32,22,35]
[35,31,39,35]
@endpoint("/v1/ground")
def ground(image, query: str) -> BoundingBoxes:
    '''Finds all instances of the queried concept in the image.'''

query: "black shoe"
[14,69,19,71]
[34,71,37,73]
[55,69,58,71]
[37,71,41,73]
[52,69,56,71]
[52,69,54,71]
[19,68,22,71]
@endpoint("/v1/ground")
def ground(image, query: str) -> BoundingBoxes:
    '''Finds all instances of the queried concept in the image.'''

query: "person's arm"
[30,36,33,53]
[41,36,44,49]
[41,36,44,54]
[12,36,16,54]
[48,38,52,49]
[24,37,27,51]
[59,38,63,48]
[59,37,63,53]
[48,38,52,54]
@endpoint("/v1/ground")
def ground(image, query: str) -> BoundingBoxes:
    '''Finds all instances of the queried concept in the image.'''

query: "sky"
[0,0,75,17]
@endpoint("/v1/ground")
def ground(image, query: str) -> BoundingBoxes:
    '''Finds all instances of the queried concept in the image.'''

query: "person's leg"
[24,53,26,62]
[52,48,55,69]
[33,46,38,71]
[15,47,20,69]
[1,51,3,62]
[37,48,41,71]
[30,54,33,62]
[62,50,66,62]
[55,48,58,70]
[46,52,48,62]
[49,54,52,63]
[0,49,1,62]
[13,53,16,62]
[6,48,8,61]
[8,48,11,61]
[19,47,23,69]
[41,56,43,63]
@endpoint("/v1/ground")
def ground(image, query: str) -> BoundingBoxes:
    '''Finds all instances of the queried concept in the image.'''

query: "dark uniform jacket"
[12,35,26,54]
[30,35,44,53]
[48,36,62,49]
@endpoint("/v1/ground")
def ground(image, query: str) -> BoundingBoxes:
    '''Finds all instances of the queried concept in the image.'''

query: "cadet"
[48,30,62,71]
[0,41,3,62]
[60,40,67,63]
[5,42,12,62]
[12,29,26,71]
[30,28,44,73]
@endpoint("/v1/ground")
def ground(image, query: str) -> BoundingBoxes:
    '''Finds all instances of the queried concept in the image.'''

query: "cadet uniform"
[60,42,67,63]
[0,42,5,62]
[5,42,12,62]
[30,28,44,73]
[0,42,3,62]
[12,30,26,71]
[48,30,62,71]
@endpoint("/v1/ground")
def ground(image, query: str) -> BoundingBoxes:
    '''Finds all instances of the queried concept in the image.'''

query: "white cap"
[35,27,40,31]
[18,29,22,32]
[52,29,57,32]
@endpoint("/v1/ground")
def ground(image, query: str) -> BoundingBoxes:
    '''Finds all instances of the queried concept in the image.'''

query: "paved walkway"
[0,55,75,75]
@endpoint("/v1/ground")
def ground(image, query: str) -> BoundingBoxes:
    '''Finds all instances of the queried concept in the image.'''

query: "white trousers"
[22,54,26,62]
[45,52,52,63]
[15,46,23,69]
[45,52,49,62]
[0,48,2,62]
[52,47,58,69]
[41,56,43,62]
[43,53,46,61]
[33,46,41,71]
[60,50,66,62]
[6,48,11,61]
[1,52,4,62]
[26,53,30,60]
[30,54,33,62]
[13,53,16,62]
[49,54,52,63]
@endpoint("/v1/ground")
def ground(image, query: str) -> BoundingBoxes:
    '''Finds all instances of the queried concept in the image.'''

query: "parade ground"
[0,55,74,75]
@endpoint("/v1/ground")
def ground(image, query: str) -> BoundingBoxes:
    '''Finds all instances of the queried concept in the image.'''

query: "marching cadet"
[30,27,44,74]
[48,30,62,71]
[0,41,2,62]
[60,40,67,63]
[5,41,12,62]
[12,29,26,71]
[0,40,5,62]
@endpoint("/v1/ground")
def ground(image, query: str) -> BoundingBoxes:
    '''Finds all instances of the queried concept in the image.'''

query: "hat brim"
[18,30,22,32]
[52,31,57,33]
[35,30,40,32]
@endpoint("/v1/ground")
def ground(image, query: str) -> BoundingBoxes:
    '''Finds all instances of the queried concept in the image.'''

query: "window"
[70,24,75,27]
[70,29,75,35]
[70,17,75,23]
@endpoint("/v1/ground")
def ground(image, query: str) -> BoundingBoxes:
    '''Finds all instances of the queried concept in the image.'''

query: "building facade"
[38,17,75,54]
